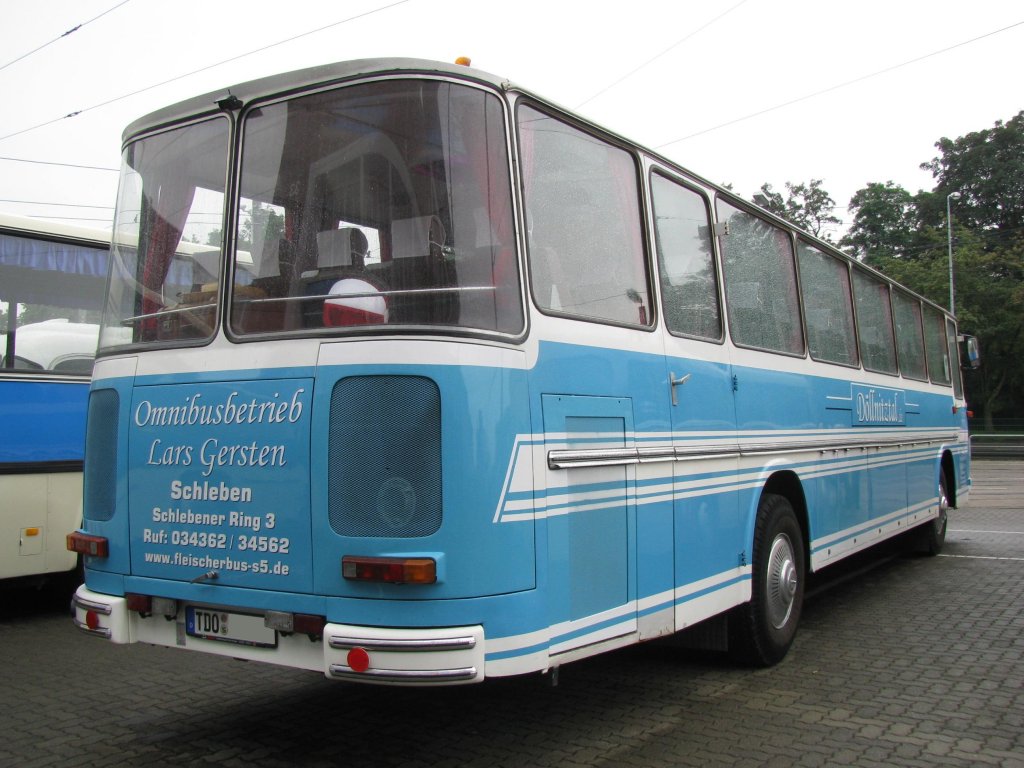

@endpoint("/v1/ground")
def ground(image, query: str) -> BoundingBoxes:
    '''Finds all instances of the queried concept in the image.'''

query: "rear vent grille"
[328,376,442,538]
[84,389,119,522]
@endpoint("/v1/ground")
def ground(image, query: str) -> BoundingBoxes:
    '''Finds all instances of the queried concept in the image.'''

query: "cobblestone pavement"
[2,461,1021,767]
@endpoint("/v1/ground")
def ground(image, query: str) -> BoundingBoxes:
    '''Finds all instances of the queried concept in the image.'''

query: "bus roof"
[0,211,112,246]
[123,58,510,143]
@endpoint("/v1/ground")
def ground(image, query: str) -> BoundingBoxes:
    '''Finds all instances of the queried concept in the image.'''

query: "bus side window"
[650,172,721,341]
[519,105,651,327]
[853,269,898,375]
[893,290,928,381]
[716,200,804,355]
[923,306,952,386]
[796,240,858,366]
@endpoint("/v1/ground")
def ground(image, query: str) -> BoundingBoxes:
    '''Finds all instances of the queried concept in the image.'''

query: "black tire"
[729,493,805,667]
[913,472,949,556]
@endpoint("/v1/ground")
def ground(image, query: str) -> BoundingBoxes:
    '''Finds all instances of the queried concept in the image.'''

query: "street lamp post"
[947,191,961,315]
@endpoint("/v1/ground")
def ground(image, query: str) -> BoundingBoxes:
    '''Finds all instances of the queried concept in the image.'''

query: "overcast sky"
[1,0,1021,241]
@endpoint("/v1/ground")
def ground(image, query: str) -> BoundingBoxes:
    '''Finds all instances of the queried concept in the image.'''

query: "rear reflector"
[347,647,370,673]
[342,556,436,584]
[67,531,109,558]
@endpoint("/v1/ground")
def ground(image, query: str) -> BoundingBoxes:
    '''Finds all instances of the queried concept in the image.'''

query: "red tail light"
[67,531,109,558]
[342,556,436,584]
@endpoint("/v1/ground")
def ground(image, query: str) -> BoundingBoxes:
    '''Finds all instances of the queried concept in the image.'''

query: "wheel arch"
[940,449,957,509]
[755,470,810,572]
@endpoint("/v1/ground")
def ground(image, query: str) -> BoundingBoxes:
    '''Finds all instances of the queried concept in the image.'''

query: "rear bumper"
[71,585,486,685]
[325,624,484,684]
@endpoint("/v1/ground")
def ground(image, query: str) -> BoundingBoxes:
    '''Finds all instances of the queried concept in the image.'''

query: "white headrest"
[316,228,367,268]
[390,216,444,260]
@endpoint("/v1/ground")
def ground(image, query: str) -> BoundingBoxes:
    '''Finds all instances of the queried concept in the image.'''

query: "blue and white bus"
[69,58,970,683]
[1,213,108,587]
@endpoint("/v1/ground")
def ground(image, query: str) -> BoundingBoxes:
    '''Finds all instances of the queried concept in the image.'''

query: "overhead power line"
[0,0,411,144]
[656,18,1024,149]
[26,215,114,223]
[0,155,118,172]
[574,0,751,110]
[0,198,114,209]
[0,0,134,73]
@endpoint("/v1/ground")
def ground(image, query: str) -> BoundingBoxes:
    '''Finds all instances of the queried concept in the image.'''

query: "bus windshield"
[230,78,521,337]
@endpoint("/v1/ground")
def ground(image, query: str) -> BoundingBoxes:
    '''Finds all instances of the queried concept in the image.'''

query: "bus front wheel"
[729,493,805,667]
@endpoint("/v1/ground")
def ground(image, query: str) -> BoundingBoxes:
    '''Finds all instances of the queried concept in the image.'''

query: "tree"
[921,111,1024,241]
[754,179,842,241]
[839,182,919,261]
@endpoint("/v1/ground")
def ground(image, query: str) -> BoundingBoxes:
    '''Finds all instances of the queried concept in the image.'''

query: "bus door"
[541,394,637,653]
[648,171,742,634]
[663,340,741,632]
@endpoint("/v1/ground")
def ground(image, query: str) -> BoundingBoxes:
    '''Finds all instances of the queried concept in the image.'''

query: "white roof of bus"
[0,319,99,368]
[0,211,112,245]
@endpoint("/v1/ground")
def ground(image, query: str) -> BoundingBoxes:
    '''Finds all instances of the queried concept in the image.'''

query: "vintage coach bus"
[69,58,970,684]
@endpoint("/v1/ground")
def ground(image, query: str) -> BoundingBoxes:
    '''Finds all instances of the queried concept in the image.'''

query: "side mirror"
[958,334,981,370]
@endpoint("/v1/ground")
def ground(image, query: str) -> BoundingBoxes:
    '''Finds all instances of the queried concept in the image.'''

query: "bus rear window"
[229,79,522,337]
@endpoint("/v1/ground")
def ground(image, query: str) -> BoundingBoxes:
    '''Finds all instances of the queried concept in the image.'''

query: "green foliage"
[755,179,841,241]
[921,110,1024,239]
[839,182,920,261]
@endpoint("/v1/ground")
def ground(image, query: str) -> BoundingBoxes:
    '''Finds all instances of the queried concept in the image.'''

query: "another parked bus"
[1,213,108,587]
[69,58,970,683]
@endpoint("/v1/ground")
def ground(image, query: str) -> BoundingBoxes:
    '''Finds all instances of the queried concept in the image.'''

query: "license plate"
[185,607,277,648]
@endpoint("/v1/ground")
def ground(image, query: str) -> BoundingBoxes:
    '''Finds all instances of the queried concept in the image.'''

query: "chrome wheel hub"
[766,534,798,630]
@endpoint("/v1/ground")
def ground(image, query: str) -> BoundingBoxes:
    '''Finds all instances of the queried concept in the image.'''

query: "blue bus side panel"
[0,379,88,463]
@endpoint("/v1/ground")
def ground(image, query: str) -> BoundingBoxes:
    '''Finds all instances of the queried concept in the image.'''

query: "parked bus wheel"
[729,493,805,666]
[913,473,949,556]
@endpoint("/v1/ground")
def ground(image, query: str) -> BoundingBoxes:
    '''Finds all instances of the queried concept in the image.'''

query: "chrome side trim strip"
[328,664,477,683]
[328,635,477,653]
[548,433,961,469]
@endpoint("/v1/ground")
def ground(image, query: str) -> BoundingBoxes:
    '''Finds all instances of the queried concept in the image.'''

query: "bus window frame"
[221,75,529,345]
[98,112,234,358]
[647,166,725,345]
[850,265,899,377]
[515,99,656,333]
[922,303,953,387]
[0,221,109,378]
[713,194,806,359]
[794,236,861,370]
[891,288,929,383]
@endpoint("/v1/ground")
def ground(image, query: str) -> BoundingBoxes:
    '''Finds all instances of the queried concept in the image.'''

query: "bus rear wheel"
[913,472,949,556]
[729,493,805,667]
